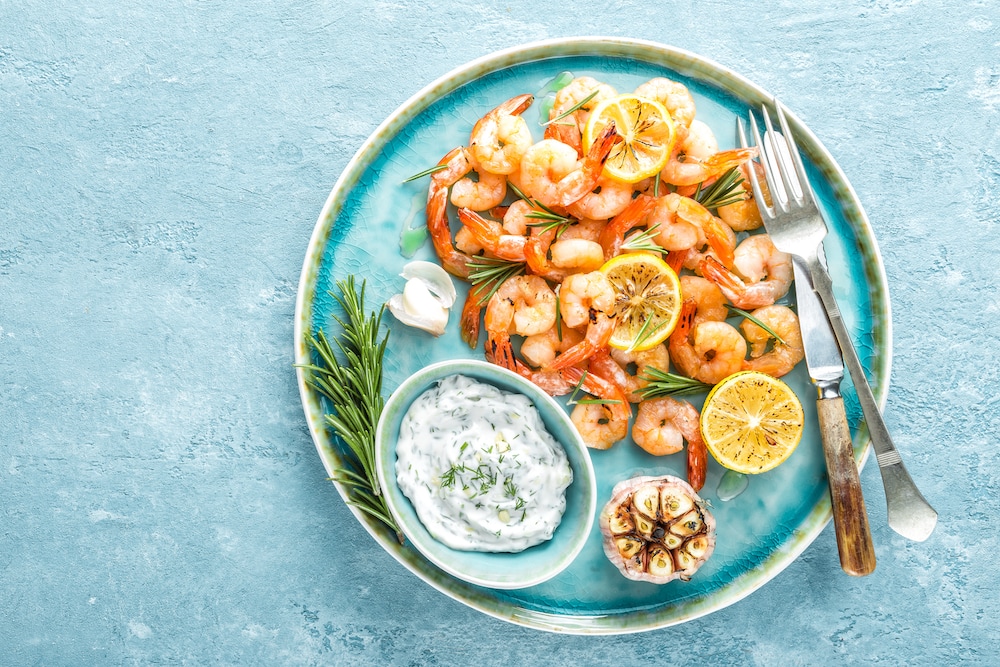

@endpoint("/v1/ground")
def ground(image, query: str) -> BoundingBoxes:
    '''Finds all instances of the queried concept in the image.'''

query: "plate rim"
[293,36,892,634]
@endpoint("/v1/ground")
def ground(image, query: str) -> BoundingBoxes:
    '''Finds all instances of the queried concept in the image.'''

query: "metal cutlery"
[738,101,938,544]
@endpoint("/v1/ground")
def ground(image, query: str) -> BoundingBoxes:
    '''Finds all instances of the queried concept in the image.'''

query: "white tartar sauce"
[395,374,573,553]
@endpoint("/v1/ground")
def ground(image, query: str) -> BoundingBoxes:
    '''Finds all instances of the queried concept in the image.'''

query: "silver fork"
[738,101,938,542]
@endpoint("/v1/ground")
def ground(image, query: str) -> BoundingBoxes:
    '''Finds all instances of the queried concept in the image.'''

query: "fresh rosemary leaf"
[726,304,787,345]
[621,224,666,254]
[636,367,714,399]
[467,255,526,305]
[402,164,448,183]
[693,167,746,211]
[298,276,403,543]
[540,88,599,127]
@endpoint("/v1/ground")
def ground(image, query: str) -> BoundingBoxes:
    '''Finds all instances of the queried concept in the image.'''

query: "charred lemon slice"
[582,94,676,183]
[700,371,805,474]
[600,252,682,352]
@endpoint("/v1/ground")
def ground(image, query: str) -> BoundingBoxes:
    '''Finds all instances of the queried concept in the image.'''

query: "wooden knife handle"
[816,396,876,576]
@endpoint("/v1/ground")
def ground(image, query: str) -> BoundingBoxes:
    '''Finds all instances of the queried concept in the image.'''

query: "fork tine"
[749,109,787,212]
[774,101,816,207]
[736,116,773,219]
[760,105,798,209]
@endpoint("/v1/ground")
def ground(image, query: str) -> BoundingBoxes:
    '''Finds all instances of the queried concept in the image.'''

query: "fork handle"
[816,392,876,576]
[804,255,938,542]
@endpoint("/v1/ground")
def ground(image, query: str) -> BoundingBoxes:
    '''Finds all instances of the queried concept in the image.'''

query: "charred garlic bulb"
[599,475,716,584]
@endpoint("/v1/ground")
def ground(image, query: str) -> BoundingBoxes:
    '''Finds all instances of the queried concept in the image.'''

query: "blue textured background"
[2,1,996,664]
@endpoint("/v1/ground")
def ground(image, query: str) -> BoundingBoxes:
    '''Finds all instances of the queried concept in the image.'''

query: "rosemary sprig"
[621,224,666,254]
[298,277,403,543]
[467,255,526,305]
[636,367,714,399]
[693,167,746,211]
[624,318,672,354]
[726,304,787,345]
[565,370,622,407]
[508,180,576,237]
[540,89,599,127]
[402,164,447,183]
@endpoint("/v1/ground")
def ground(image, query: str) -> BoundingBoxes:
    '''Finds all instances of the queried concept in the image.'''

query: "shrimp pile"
[419,75,806,491]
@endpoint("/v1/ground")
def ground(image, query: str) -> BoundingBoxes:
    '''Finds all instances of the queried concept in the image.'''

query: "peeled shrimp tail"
[427,183,473,279]
[546,314,616,370]
[700,255,788,309]
[687,429,707,492]
[459,288,485,348]
[426,147,479,279]
[562,366,632,423]
[457,208,527,261]
[598,194,655,260]
[555,121,618,208]
[485,331,516,371]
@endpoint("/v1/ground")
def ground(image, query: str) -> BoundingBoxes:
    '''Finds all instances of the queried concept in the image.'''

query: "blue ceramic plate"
[294,38,890,634]
[374,359,597,590]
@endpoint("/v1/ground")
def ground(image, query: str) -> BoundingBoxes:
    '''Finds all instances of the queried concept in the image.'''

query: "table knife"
[793,255,876,576]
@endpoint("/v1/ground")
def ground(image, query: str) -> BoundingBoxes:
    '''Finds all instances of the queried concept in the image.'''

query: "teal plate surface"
[294,38,891,634]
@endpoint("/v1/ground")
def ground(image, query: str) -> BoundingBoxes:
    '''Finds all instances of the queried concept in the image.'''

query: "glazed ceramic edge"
[293,36,892,634]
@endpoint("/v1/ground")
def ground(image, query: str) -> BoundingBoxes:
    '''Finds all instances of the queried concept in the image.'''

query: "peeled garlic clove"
[388,279,449,335]
[388,261,457,336]
[400,260,456,308]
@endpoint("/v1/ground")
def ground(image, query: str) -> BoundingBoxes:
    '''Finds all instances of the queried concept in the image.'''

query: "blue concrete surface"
[2,0,997,663]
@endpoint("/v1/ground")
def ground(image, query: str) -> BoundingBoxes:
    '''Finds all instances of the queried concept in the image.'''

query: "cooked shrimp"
[740,304,804,377]
[547,271,617,370]
[563,366,631,450]
[558,217,607,243]
[519,326,584,369]
[549,238,606,273]
[717,160,766,232]
[632,397,707,491]
[649,193,736,268]
[519,123,619,209]
[450,153,507,211]
[427,147,476,278]
[567,176,635,220]
[456,208,527,261]
[501,199,535,236]
[679,119,719,161]
[469,93,534,175]
[668,299,747,384]
[598,194,656,260]
[459,286,486,348]
[633,77,697,129]
[679,275,728,325]
[544,76,618,154]
[661,147,758,188]
[609,343,671,402]
[700,235,793,309]
[454,225,484,255]
[570,402,629,450]
[484,275,557,370]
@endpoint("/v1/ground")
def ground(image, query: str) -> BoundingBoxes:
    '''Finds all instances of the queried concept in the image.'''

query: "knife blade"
[792,253,876,576]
